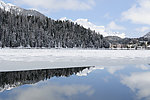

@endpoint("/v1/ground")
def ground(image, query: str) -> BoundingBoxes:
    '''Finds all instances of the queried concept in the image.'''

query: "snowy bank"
[0,49,149,71]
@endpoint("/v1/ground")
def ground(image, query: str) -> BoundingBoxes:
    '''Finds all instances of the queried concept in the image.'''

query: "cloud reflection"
[121,72,150,100]
[107,66,124,74]
[136,65,149,70]
[8,83,94,100]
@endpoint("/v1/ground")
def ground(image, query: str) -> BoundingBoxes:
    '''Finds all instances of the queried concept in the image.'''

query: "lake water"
[0,64,150,100]
[0,49,150,100]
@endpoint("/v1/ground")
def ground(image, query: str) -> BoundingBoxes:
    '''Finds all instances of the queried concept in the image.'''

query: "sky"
[2,0,150,38]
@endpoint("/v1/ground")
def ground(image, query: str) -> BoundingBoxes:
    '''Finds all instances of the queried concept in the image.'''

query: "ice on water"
[0,49,149,71]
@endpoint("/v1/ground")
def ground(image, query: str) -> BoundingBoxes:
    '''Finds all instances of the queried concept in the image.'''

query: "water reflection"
[14,83,94,100]
[1,65,150,100]
[0,66,92,92]
[121,71,150,100]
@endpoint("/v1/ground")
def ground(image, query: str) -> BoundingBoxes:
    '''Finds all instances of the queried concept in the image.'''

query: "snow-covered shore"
[0,49,149,71]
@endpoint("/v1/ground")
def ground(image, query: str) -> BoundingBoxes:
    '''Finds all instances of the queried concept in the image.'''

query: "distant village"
[110,40,150,50]
[106,33,150,50]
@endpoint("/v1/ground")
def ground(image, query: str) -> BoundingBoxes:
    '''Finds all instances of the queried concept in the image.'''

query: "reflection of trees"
[0,67,91,92]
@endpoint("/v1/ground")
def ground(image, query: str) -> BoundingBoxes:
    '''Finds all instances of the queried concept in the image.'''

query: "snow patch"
[0,0,18,12]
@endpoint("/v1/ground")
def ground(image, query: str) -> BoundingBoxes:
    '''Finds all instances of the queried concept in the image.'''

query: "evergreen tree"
[0,8,110,48]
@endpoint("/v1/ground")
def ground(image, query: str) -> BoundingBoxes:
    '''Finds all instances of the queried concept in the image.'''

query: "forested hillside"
[0,8,110,48]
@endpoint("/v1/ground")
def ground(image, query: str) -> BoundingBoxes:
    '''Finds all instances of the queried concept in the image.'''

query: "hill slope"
[0,0,45,19]
[143,32,150,39]
[0,6,110,48]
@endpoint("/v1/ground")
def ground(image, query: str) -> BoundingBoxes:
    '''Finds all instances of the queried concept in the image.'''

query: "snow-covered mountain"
[143,32,150,38]
[0,0,45,18]
[0,0,125,39]
[60,17,126,38]
[75,19,106,34]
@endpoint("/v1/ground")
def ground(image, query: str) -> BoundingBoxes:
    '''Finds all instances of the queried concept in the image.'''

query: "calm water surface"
[0,65,150,100]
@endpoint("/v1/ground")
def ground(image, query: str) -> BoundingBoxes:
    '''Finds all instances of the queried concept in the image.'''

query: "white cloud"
[13,0,95,13]
[75,19,126,38]
[107,21,126,31]
[135,26,150,32]
[60,17,126,38]
[122,0,150,25]
[75,18,106,34]
[61,17,107,35]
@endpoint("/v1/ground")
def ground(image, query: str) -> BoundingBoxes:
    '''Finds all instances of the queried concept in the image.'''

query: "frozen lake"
[0,49,150,100]
[0,49,149,71]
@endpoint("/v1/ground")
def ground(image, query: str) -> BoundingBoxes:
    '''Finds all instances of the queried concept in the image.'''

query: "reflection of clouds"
[77,67,104,76]
[107,66,124,74]
[11,83,94,100]
[136,65,149,70]
[121,72,150,100]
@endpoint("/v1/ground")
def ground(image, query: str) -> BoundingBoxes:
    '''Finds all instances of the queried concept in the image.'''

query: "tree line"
[0,8,110,48]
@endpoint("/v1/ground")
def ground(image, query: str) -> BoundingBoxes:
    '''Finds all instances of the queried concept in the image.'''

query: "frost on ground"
[0,49,150,71]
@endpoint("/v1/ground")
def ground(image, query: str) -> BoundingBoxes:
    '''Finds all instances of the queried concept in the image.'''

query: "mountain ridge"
[143,32,150,39]
[60,17,126,38]
[0,0,45,19]
[1,0,149,49]
[0,1,110,48]
[0,1,126,39]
